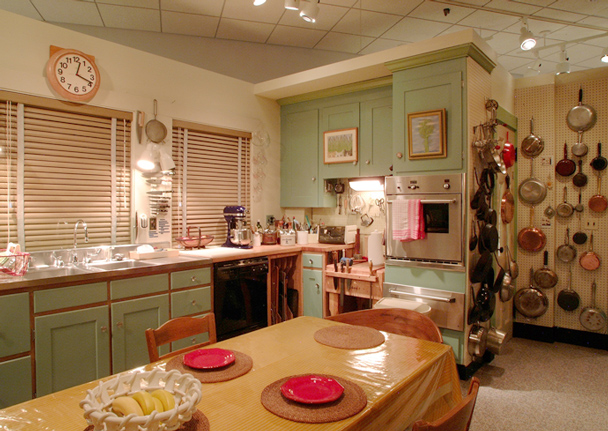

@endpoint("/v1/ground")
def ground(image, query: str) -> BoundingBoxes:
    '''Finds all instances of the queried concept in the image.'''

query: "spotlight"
[556,47,570,75]
[601,48,608,63]
[519,19,536,51]
[284,0,300,10]
[253,0,266,5]
[299,0,319,23]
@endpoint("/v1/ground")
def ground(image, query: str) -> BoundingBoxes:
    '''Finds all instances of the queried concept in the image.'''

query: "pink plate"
[280,375,344,404]
[183,348,235,369]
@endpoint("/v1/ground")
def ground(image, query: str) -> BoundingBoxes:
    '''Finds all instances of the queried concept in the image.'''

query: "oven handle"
[389,288,456,303]
[387,199,456,204]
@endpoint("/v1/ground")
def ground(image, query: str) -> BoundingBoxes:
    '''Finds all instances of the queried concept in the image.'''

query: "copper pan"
[500,174,514,224]
[518,206,546,252]
[589,173,607,213]
[579,234,600,271]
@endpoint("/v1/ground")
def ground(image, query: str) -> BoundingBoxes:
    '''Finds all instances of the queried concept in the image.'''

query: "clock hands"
[75,61,93,84]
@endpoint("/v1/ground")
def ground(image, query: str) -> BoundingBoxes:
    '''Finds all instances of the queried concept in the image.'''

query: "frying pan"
[575,189,584,212]
[556,228,577,263]
[518,206,546,252]
[501,174,514,224]
[499,269,514,302]
[478,275,496,322]
[519,158,547,205]
[492,263,504,294]
[468,284,482,325]
[556,186,574,218]
[572,131,588,157]
[590,142,607,171]
[506,245,519,280]
[534,250,558,289]
[580,281,607,331]
[557,268,580,312]
[478,220,499,253]
[556,142,576,177]
[145,99,167,143]
[579,233,600,271]
[572,159,588,188]
[589,173,607,213]
[573,211,588,245]
[567,88,597,133]
[470,250,493,283]
[521,117,544,158]
[469,219,478,252]
[514,268,549,319]
[502,131,515,168]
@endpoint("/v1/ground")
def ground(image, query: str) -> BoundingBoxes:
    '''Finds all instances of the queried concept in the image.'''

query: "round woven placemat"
[166,350,253,383]
[261,374,367,423]
[314,325,385,349]
[83,409,209,431]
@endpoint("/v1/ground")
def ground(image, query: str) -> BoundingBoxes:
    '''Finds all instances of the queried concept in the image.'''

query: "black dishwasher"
[213,257,268,340]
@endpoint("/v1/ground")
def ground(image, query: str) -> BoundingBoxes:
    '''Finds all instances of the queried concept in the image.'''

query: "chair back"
[412,377,481,431]
[326,308,443,343]
[145,314,217,362]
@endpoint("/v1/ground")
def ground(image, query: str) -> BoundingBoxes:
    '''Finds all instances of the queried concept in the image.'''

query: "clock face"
[46,49,100,102]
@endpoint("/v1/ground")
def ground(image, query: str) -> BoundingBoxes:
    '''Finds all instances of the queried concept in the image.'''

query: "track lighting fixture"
[519,18,536,51]
[601,48,608,63]
[284,0,300,10]
[299,0,319,23]
[253,0,266,5]
[555,47,570,75]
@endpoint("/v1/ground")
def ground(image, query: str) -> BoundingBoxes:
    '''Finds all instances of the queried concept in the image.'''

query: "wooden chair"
[145,314,217,362]
[412,377,481,431]
[325,308,443,343]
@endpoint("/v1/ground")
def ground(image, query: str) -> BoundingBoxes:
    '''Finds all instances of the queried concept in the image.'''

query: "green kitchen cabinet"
[0,356,32,408]
[302,252,324,318]
[319,102,360,180]
[360,96,393,177]
[0,292,30,357]
[111,295,169,373]
[35,306,110,396]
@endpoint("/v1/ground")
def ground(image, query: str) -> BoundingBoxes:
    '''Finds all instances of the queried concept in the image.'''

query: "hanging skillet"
[514,268,549,319]
[501,174,515,224]
[556,142,576,177]
[579,281,607,331]
[557,268,580,312]
[518,206,546,252]
[579,233,601,271]
[556,186,574,218]
[519,158,547,205]
[590,142,607,171]
[567,88,597,133]
[533,250,558,289]
[556,228,577,263]
[572,131,588,157]
[521,117,544,158]
[572,159,588,188]
[589,172,608,213]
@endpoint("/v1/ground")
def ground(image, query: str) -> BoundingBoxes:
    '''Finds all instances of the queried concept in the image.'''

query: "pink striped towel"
[392,199,426,242]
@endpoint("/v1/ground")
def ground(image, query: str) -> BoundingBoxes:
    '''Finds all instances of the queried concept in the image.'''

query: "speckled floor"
[461,337,608,431]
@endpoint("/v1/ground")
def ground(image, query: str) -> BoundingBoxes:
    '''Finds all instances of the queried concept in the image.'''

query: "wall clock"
[46,46,100,102]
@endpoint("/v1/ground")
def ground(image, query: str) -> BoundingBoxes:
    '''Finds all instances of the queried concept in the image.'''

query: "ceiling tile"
[267,25,326,48]
[332,9,401,37]
[484,0,542,15]
[515,0,554,6]
[160,0,225,16]
[314,31,374,53]
[548,0,608,16]
[161,11,219,37]
[498,54,540,71]
[503,18,566,35]
[438,25,496,42]
[532,7,587,23]
[222,0,285,24]
[584,34,608,48]
[322,0,357,7]
[575,57,608,70]
[0,0,42,20]
[382,17,451,43]
[355,0,421,16]
[30,0,103,25]
[279,3,348,31]
[216,18,275,43]
[98,0,158,8]
[564,42,605,63]
[98,4,161,31]
[577,15,608,28]
[548,25,606,41]
[455,0,495,5]
[408,1,475,24]
[458,10,520,31]
[358,37,405,55]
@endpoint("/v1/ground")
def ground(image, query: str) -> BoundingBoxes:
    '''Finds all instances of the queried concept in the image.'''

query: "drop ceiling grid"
[554,79,608,334]
[515,84,556,328]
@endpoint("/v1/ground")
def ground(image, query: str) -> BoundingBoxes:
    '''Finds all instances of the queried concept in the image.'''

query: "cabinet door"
[360,96,393,177]
[0,293,30,357]
[0,356,32,408]
[302,269,323,318]
[35,306,110,396]
[281,108,323,207]
[111,295,169,373]
[319,103,360,180]
[393,69,464,173]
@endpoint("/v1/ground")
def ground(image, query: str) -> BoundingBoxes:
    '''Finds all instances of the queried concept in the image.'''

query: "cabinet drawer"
[171,286,211,318]
[171,267,211,290]
[0,356,32,408]
[302,253,323,269]
[171,314,211,352]
[111,274,168,300]
[0,293,30,357]
[34,282,107,313]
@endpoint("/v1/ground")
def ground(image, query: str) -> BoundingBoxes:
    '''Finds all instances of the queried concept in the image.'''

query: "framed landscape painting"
[407,109,447,160]
[323,128,358,164]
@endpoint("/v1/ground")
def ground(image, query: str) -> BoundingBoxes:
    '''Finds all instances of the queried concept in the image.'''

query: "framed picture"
[323,128,358,164]
[407,109,447,160]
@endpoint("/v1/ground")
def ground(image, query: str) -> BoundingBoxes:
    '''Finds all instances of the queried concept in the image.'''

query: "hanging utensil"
[145,99,168,143]
[469,220,478,252]
[589,172,608,213]
[579,281,607,331]
[575,189,584,212]
[573,212,588,245]
[520,117,544,158]
[506,245,519,280]
[579,233,601,271]
[534,250,558,289]
[467,323,488,358]
[590,142,607,171]
[502,131,515,168]
[556,228,577,263]
[572,131,589,157]
[468,284,482,325]
[470,250,493,283]
[518,206,546,252]
[514,268,549,319]
[572,159,588,188]
[519,158,547,205]
[499,268,514,302]
[556,142,576,177]
[557,268,580,312]
[556,186,574,218]
[544,206,556,218]
[501,174,514,224]
[567,88,597,133]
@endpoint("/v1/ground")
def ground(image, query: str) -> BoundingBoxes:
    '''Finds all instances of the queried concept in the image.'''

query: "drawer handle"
[116,321,124,329]
[191,276,199,283]
[100,326,108,333]
[309,259,313,265]
[190,338,197,345]
[316,283,320,292]
[191,300,197,306]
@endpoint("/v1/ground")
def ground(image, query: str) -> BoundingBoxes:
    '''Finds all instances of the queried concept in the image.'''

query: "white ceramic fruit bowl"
[80,369,202,431]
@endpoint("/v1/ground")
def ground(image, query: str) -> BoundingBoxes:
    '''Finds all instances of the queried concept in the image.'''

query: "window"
[172,120,251,246]
[0,91,131,251]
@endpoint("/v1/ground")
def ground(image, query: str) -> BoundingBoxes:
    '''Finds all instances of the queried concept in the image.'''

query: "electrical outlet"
[585,220,599,230]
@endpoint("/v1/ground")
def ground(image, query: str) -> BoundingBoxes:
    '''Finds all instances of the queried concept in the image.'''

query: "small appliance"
[223,205,252,248]
[318,225,357,244]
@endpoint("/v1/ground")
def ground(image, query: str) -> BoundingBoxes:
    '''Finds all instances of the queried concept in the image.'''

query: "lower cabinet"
[0,356,32,408]
[111,295,169,373]
[35,306,110,397]
[302,253,324,318]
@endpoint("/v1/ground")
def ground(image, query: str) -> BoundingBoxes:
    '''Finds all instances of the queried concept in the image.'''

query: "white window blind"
[172,121,251,246]
[0,91,131,251]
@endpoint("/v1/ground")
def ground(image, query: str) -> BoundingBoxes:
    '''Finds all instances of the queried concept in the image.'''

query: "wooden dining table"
[0,316,462,430]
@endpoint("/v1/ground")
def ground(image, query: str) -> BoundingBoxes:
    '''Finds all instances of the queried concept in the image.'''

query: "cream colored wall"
[0,10,281,245]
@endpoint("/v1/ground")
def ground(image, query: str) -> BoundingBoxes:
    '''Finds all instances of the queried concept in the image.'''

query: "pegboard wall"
[515,75,608,335]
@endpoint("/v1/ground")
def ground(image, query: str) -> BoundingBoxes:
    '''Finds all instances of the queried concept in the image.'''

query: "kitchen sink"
[87,260,153,270]
[25,266,94,279]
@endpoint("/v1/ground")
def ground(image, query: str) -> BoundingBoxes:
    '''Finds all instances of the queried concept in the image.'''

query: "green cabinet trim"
[171,286,211,318]
[34,282,107,313]
[384,265,466,294]
[171,268,211,290]
[0,356,32,408]
[0,293,30,357]
[110,273,168,300]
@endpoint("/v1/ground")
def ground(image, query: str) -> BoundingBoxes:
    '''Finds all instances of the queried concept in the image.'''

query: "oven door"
[386,193,463,266]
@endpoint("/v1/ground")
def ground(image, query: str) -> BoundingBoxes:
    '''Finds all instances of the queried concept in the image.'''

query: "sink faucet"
[73,219,89,249]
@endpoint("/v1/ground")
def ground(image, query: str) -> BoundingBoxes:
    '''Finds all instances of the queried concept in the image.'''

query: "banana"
[152,396,164,413]
[131,390,156,415]
[151,389,175,411]
[112,396,144,417]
